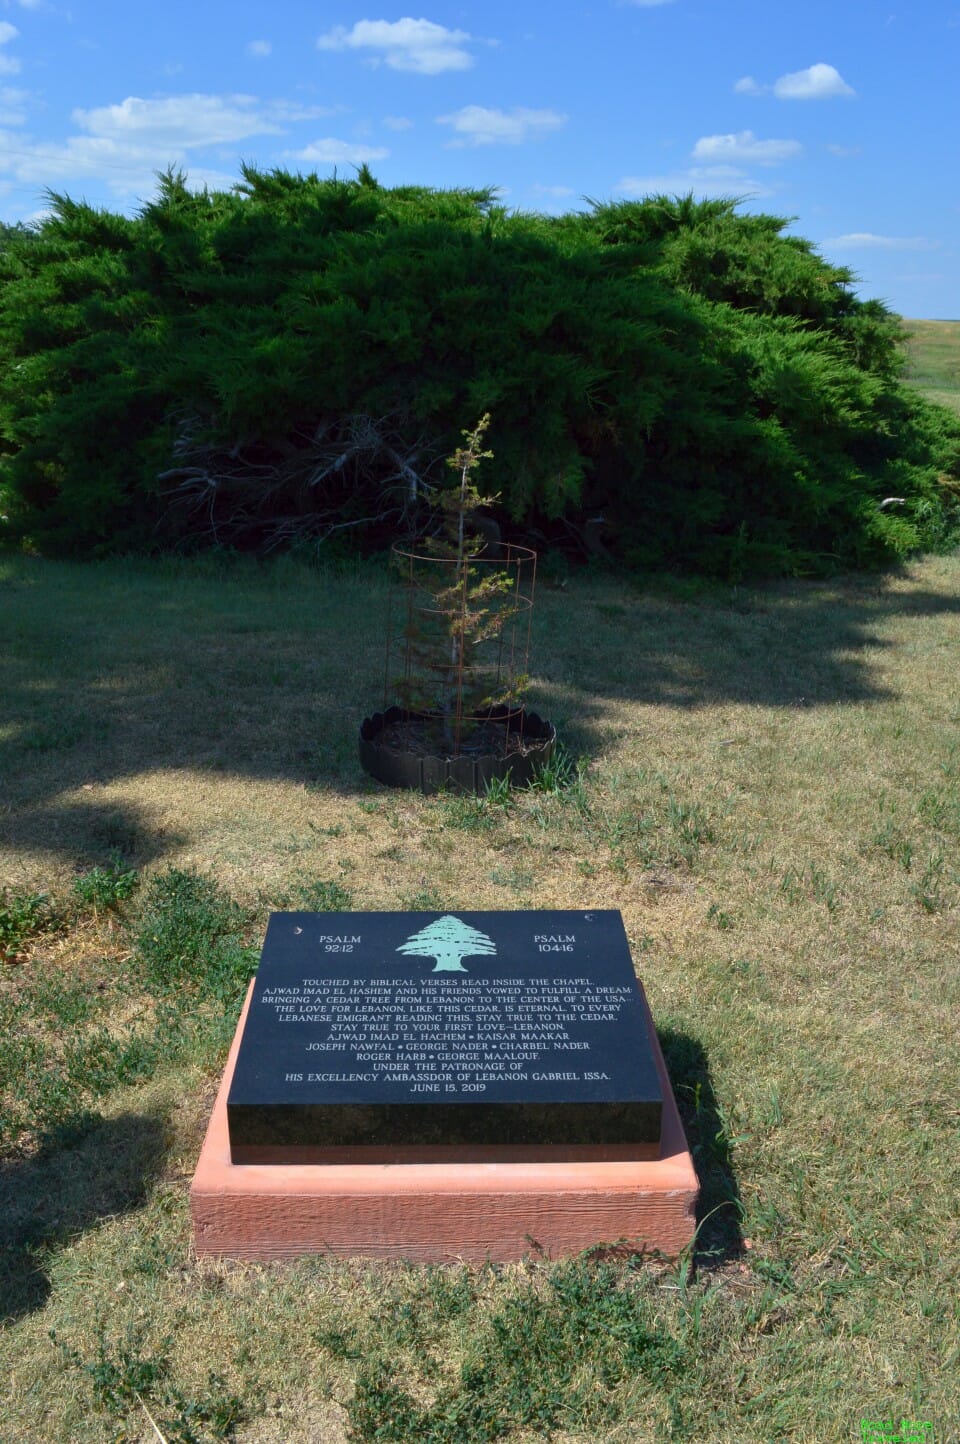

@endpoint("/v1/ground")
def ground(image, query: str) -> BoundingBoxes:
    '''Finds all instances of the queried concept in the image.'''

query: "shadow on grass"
[3,556,960,863]
[658,1027,743,1267]
[0,1109,168,1322]
[533,571,960,746]
[4,795,186,872]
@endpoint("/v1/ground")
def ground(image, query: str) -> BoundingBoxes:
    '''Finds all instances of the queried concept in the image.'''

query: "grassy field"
[902,318,960,415]
[1,547,959,1443]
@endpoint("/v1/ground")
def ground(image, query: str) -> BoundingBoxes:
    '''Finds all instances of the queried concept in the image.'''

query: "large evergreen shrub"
[1,172,957,576]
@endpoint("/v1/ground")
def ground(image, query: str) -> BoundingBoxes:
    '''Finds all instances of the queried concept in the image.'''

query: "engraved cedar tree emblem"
[396,915,497,973]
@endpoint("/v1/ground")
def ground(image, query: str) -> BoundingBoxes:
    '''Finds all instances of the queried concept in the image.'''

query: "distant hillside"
[902,319,960,415]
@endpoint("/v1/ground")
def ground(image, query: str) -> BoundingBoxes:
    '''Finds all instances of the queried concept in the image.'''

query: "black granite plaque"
[226,910,664,1162]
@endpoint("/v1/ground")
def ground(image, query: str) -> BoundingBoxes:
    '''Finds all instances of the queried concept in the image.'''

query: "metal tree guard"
[360,540,555,793]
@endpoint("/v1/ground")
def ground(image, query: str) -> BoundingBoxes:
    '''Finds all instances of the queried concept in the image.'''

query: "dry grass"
[1,550,959,1442]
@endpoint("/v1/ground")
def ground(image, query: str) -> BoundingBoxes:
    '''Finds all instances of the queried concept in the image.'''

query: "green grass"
[1,550,959,1442]
[902,318,960,415]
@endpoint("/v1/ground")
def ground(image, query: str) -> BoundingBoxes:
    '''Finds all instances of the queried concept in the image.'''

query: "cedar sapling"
[396,414,531,754]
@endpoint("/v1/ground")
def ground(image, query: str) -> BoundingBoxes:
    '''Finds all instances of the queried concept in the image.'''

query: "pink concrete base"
[190,982,699,1262]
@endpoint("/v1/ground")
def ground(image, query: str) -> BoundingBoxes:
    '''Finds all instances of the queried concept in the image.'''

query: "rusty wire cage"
[387,540,536,752]
[360,541,555,792]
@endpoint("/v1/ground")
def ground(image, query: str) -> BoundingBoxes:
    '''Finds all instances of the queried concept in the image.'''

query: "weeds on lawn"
[54,1323,247,1442]
[439,792,500,833]
[0,888,52,962]
[778,863,842,910]
[134,868,255,1004]
[873,814,914,870]
[295,877,354,911]
[910,849,953,913]
[2,855,139,964]
[342,1258,682,1443]
[527,741,588,802]
[71,852,139,915]
[399,886,448,911]
[0,865,258,1151]
[54,1324,172,1414]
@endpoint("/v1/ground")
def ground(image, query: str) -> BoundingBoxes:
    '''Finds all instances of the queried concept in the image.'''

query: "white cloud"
[0,129,169,194]
[823,232,937,251]
[0,128,269,202]
[0,84,25,124]
[317,18,474,75]
[616,165,773,199]
[532,183,574,197]
[0,93,343,200]
[182,166,251,193]
[72,94,283,148]
[773,63,855,100]
[0,127,257,202]
[692,130,800,165]
[246,40,272,59]
[826,143,861,158]
[437,105,566,147]
[291,137,389,165]
[1,205,54,227]
[269,100,342,122]
[736,63,855,100]
[383,114,414,130]
[0,19,19,74]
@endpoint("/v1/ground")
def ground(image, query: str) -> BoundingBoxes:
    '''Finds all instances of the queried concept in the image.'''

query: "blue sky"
[0,0,956,318]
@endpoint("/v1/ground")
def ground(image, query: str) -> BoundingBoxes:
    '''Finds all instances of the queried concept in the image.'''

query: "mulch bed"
[377,715,534,760]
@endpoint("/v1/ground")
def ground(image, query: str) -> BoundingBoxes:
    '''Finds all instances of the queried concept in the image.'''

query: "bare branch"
[157,410,444,550]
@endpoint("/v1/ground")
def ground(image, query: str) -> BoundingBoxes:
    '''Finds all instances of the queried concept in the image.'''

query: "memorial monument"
[191,910,698,1261]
